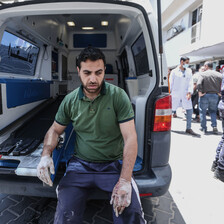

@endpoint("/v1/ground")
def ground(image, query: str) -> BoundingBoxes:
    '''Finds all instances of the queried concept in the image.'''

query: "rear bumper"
[135,164,172,197]
[0,174,59,198]
[0,164,171,198]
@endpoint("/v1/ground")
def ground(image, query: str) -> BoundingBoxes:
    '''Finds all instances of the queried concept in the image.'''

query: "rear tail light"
[153,95,172,132]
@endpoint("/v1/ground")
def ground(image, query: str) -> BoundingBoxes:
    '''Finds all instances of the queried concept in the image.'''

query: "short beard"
[80,79,104,94]
[83,84,102,93]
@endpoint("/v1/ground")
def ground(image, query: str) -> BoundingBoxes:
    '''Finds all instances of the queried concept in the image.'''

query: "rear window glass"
[0,31,39,76]
[131,34,149,76]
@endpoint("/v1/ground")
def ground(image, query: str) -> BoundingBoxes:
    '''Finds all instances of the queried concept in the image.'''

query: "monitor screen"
[73,34,107,48]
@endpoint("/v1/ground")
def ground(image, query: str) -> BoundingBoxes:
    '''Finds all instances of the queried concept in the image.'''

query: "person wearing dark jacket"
[197,61,222,134]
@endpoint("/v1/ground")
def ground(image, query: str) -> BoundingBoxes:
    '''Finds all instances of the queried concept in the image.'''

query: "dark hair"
[216,65,220,72]
[204,61,213,69]
[76,46,106,69]
[191,68,196,74]
[180,56,189,63]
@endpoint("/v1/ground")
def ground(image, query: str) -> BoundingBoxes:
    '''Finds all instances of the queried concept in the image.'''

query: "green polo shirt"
[55,82,134,162]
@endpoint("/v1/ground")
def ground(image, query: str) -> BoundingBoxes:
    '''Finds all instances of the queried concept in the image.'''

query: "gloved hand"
[37,155,55,186]
[110,178,132,217]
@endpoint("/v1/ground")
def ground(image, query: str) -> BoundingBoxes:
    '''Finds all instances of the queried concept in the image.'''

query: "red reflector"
[139,193,153,197]
[0,155,2,159]
[105,78,114,81]
[154,120,171,132]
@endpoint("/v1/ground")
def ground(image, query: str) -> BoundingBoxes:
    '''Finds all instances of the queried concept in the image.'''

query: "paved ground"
[169,109,224,224]
[0,191,184,224]
[1,109,223,224]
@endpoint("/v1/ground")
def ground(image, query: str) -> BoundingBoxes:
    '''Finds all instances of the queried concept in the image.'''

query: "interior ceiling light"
[119,18,130,23]
[82,27,94,30]
[101,21,108,26]
[67,21,75,26]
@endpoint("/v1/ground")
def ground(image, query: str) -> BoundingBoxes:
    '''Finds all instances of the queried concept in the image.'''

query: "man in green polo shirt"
[37,47,146,224]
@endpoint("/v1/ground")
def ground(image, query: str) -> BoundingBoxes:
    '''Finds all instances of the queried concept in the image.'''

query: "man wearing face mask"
[169,56,198,136]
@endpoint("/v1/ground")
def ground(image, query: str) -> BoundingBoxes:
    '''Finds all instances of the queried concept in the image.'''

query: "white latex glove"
[37,155,55,186]
[110,178,132,217]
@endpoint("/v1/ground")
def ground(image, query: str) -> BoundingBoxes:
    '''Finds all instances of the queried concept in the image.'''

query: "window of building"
[192,5,203,26]
[0,31,39,76]
[191,5,203,43]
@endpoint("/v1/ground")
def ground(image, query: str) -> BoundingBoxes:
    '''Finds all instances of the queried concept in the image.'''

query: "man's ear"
[77,66,80,75]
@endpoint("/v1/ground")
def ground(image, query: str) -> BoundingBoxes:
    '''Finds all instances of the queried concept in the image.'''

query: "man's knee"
[54,185,88,224]
[54,202,84,224]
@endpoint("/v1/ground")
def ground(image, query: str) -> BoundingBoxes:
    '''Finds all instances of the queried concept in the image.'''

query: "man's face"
[77,59,105,96]
[181,59,190,68]
[204,64,208,71]
[184,59,189,65]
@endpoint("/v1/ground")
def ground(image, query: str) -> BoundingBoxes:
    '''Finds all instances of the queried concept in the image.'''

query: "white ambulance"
[0,0,171,198]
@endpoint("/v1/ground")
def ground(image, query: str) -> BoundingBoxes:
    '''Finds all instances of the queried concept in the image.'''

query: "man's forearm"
[120,136,138,182]
[198,91,205,97]
[42,129,60,156]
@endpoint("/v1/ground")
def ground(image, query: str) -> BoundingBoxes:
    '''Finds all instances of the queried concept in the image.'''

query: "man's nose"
[89,74,97,83]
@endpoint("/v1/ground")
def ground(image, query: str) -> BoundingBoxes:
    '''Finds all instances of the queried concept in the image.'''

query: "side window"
[131,34,150,76]
[0,31,39,76]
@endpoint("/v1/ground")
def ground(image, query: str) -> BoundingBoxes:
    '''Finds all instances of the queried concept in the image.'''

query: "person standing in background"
[167,68,172,94]
[192,66,205,122]
[197,61,222,134]
[169,56,197,136]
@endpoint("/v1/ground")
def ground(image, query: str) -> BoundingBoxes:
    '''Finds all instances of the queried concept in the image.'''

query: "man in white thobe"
[169,56,198,136]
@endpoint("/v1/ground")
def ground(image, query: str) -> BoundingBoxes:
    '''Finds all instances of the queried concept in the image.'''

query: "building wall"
[161,0,224,68]
[149,0,202,67]
[163,3,192,67]
[200,0,224,46]
[164,14,191,67]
